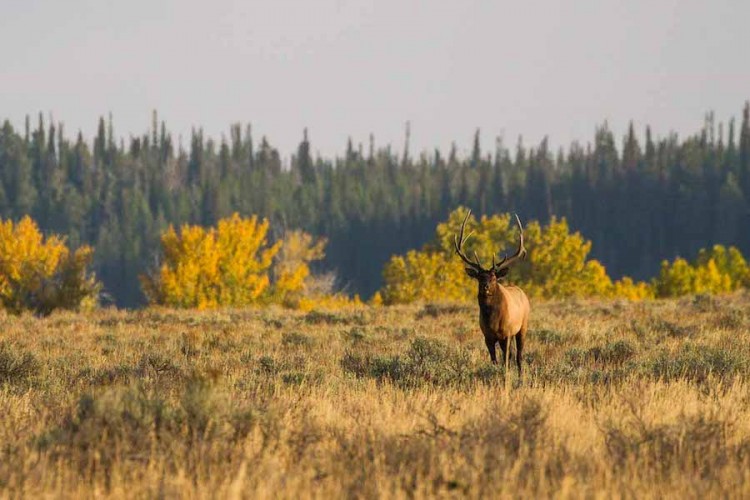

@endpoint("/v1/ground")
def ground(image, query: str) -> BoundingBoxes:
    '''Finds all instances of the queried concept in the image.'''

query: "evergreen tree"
[0,103,749,305]
[739,102,750,194]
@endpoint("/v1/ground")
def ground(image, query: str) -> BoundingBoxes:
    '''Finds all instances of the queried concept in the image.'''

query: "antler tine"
[514,213,525,249]
[473,251,484,269]
[454,209,483,271]
[494,213,527,271]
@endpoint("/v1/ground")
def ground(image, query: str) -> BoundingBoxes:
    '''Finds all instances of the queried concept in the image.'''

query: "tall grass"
[1,294,750,497]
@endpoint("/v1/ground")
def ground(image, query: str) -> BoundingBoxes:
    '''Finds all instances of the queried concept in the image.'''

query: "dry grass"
[2,293,750,498]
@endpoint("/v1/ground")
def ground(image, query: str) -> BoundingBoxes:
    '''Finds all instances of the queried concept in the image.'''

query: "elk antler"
[454,209,485,271]
[494,214,527,271]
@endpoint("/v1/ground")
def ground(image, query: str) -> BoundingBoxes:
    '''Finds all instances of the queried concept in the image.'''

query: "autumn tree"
[380,207,652,304]
[142,214,361,310]
[654,244,749,297]
[0,216,99,315]
[271,229,325,303]
[141,213,280,308]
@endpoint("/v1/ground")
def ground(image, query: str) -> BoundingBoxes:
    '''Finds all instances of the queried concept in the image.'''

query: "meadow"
[2,293,750,498]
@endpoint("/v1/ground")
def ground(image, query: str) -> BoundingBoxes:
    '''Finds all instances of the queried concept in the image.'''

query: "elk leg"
[499,338,508,367]
[515,332,524,376]
[504,336,511,375]
[484,338,497,364]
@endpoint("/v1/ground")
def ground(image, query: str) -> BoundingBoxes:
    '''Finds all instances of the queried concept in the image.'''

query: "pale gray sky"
[1,0,748,159]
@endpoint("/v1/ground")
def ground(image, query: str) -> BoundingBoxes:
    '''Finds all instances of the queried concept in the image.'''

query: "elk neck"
[478,281,505,319]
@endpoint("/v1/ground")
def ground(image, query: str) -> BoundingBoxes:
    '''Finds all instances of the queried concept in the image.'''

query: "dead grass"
[2,293,750,498]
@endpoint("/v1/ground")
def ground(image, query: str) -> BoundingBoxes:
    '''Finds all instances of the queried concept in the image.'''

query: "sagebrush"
[2,293,750,497]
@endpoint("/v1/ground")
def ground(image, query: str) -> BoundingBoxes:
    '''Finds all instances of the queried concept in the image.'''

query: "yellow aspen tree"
[0,216,99,315]
[379,207,652,304]
[142,213,280,308]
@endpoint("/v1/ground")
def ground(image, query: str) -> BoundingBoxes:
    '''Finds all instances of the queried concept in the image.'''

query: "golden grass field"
[2,293,750,498]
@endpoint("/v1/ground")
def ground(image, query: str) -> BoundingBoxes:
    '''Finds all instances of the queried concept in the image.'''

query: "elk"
[455,210,530,375]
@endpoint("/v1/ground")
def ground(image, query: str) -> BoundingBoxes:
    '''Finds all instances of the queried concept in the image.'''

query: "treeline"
[0,104,749,306]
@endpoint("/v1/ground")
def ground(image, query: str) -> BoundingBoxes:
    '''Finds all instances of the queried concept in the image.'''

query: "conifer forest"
[1,103,748,307]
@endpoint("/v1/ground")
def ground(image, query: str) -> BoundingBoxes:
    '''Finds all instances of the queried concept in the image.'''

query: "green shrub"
[603,410,744,477]
[0,342,39,385]
[343,327,367,343]
[564,348,587,368]
[37,386,180,476]
[304,310,347,325]
[647,319,697,338]
[416,303,471,319]
[340,338,473,388]
[258,355,279,375]
[589,340,637,365]
[181,377,219,436]
[645,344,746,383]
[715,309,746,330]
[535,329,564,345]
[472,363,503,384]
[282,331,314,347]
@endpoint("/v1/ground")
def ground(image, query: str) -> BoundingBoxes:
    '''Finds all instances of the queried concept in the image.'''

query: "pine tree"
[470,128,481,169]
[739,102,750,196]
[296,128,316,184]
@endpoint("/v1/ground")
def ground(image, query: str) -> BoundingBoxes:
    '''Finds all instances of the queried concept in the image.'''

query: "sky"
[1,0,748,160]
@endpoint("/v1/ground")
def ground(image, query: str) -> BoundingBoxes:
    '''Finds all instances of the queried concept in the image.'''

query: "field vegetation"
[2,293,750,497]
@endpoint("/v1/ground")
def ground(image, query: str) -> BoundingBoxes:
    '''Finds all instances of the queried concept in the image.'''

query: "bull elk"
[455,210,530,376]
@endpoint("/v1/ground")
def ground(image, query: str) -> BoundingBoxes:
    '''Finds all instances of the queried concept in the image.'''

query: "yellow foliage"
[611,277,655,300]
[142,213,280,308]
[695,260,733,294]
[269,229,357,310]
[380,207,652,304]
[519,218,615,298]
[143,215,360,310]
[696,245,750,290]
[0,216,99,315]
[369,291,384,307]
[654,245,746,298]
[655,258,694,297]
[381,250,471,304]
[271,230,327,303]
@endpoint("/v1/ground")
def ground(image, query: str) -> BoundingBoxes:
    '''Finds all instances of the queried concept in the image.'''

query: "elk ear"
[494,267,509,279]
[465,267,480,279]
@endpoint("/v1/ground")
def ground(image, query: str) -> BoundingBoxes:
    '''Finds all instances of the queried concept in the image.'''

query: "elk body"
[455,210,530,375]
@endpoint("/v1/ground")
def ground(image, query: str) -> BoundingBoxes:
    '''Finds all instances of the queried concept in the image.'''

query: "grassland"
[2,293,750,498]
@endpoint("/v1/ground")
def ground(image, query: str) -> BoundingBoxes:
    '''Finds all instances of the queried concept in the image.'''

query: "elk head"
[454,210,527,299]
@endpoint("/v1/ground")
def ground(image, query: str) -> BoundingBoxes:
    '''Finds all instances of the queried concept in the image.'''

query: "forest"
[0,103,748,307]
